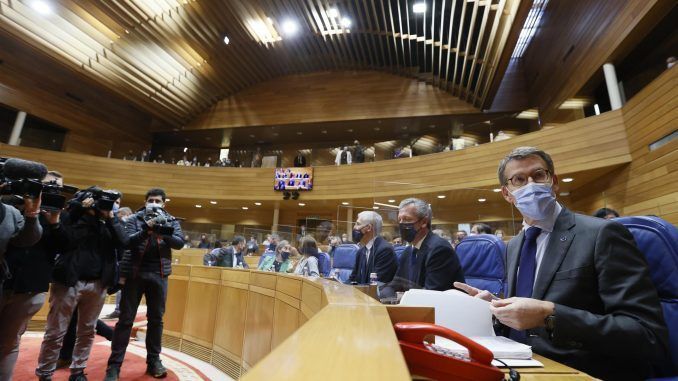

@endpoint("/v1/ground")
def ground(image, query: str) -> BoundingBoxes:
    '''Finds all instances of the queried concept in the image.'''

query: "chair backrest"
[454,234,506,296]
[331,244,359,283]
[257,250,275,267]
[614,216,678,374]
[317,252,331,277]
[394,245,408,261]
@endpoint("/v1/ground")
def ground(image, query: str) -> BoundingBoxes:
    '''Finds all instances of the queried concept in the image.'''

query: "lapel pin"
[560,236,567,242]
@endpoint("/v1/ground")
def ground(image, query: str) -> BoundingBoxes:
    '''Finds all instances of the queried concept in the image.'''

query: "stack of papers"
[399,289,543,367]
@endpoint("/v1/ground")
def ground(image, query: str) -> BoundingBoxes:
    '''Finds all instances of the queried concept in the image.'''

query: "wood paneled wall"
[571,67,678,224]
[183,71,480,131]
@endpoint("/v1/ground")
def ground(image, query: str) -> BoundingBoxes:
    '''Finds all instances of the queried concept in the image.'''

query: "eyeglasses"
[505,168,552,188]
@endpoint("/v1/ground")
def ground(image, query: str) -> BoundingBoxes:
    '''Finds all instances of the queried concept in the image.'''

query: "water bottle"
[369,272,378,285]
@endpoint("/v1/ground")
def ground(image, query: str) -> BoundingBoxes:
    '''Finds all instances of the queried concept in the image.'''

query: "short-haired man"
[348,211,397,284]
[470,223,492,235]
[592,207,619,220]
[455,146,668,380]
[203,236,249,268]
[383,198,464,294]
[105,188,184,380]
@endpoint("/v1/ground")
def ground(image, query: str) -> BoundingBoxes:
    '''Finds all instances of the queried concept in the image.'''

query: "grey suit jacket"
[504,207,668,380]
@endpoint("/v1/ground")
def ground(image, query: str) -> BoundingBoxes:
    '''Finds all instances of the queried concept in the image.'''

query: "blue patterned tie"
[510,226,542,341]
[409,247,419,285]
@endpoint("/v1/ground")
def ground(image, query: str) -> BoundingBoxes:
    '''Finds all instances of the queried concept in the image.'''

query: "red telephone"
[394,322,505,381]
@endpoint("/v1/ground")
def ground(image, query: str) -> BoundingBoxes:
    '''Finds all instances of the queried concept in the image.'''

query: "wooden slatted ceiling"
[0,0,521,127]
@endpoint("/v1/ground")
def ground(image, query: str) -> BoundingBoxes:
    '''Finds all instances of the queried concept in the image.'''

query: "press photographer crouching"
[105,188,184,380]
[0,170,64,380]
[35,186,129,381]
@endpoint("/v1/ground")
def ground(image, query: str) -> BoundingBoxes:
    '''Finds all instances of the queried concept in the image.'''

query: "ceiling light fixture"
[562,178,574,183]
[183,147,188,153]
[413,2,427,13]
[493,188,502,193]
[195,204,202,208]
[30,0,52,15]
[388,199,396,203]
[254,202,262,206]
[223,35,230,44]
[373,202,399,209]
[282,20,299,36]
[327,8,340,18]
[341,202,349,205]
[559,192,570,196]
[437,195,446,199]
[373,206,379,210]
[298,202,306,206]
[340,17,352,28]
[165,198,171,202]
[478,198,487,203]
[242,206,249,210]
[210,201,217,205]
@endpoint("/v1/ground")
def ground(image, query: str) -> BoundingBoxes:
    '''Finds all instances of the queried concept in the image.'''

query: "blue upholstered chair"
[454,234,506,297]
[614,216,678,376]
[317,251,332,277]
[329,244,359,283]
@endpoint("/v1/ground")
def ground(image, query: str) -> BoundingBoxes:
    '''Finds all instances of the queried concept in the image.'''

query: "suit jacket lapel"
[532,207,576,300]
[367,237,380,271]
[506,231,524,297]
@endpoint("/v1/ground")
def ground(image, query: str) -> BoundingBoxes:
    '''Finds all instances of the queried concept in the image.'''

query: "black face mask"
[280,251,290,261]
[352,227,365,243]
[399,221,419,243]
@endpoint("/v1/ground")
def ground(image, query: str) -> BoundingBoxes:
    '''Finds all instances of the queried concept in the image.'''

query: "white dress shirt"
[364,236,376,263]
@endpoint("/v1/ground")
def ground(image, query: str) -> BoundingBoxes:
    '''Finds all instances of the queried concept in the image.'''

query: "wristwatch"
[544,314,556,338]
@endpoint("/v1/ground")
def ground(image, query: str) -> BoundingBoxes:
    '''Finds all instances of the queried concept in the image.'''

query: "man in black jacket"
[36,187,128,381]
[203,236,249,268]
[348,211,397,284]
[0,171,60,380]
[105,188,184,380]
[382,198,465,295]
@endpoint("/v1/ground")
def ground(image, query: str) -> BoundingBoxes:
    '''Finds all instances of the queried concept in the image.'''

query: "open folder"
[399,289,542,366]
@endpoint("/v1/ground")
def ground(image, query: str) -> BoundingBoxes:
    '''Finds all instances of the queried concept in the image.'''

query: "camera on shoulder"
[144,205,177,235]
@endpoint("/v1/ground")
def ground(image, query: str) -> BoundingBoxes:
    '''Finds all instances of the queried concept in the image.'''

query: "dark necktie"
[357,247,368,283]
[510,226,542,341]
[409,247,419,284]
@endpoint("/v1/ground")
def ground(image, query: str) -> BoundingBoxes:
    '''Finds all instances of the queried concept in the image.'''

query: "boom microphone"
[2,158,48,180]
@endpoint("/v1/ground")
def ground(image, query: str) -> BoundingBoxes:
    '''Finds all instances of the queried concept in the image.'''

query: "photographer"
[105,188,184,380]
[0,171,58,380]
[35,187,128,381]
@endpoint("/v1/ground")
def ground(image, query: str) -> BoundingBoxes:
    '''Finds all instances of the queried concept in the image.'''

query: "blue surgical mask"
[352,227,365,243]
[112,203,120,214]
[510,182,557,221]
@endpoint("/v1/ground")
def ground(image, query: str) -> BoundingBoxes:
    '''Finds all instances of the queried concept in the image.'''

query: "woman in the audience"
[293,236,320,277]
[259,240,294,272]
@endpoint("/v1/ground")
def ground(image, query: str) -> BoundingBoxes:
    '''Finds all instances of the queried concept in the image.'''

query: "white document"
[491,359,544,367]
[400,289,495,337]
[399,289,536,362]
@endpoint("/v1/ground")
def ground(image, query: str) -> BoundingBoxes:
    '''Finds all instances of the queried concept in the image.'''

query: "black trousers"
[59,308,114,361]
[107,272,167,367]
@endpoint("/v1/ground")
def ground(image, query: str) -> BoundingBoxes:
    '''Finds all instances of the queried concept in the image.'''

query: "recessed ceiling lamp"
[492,188,502,193]
[165,198,171,202]
[346,129,353,132]
[478,198,487,203]
[254,202,262,206]
[195,204,202,208]
[321,130,327,134]
[296,131,303,135]
[223,35,230,44]
[341,202,349,205]
[340,17,352,28]
[210,201,217,205]
[388,199,396,203]
[282,20,299,36]
[559,192,570,196]
[242,206,249,210]
[30,0,52,15]
[373,206,379,210]
[413,2,427,13]
[437,195,446,199]
[562,178,574,183]
[298,202,306,206]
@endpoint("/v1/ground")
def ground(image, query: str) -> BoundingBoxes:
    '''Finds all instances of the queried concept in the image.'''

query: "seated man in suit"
[203,236,249,268]
[455,146,668,380]
[348,211,398,284]
[383,198,465,294]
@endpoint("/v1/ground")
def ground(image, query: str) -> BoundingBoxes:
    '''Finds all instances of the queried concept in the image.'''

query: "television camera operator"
[35,186,128,381]
[105,188,184,380]
[0,158,46,296]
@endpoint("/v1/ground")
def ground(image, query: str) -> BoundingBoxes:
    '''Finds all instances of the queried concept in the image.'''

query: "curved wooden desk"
[165,264,592,380]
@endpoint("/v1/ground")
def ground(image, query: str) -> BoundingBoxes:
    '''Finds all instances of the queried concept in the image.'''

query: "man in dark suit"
[203,236,249,268]
[383,198,464,294]
[293,151,306,167]
[348,211,397,284]
[456,146,668,380]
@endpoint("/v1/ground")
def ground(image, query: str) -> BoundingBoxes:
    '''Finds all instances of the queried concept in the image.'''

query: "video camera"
[1,157,79,210]
[143,205,177,235]
[74,187,120,211]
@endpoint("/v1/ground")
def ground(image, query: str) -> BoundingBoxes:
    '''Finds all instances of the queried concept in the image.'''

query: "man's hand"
[41,209,61,224]
[489,297,555,331]
[23,194,42,217]
[454,281,496,302]
[82,197,94,208]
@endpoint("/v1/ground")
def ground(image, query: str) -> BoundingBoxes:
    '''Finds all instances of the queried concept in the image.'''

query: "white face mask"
[145,202,164,210]
[510,182,557,221]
